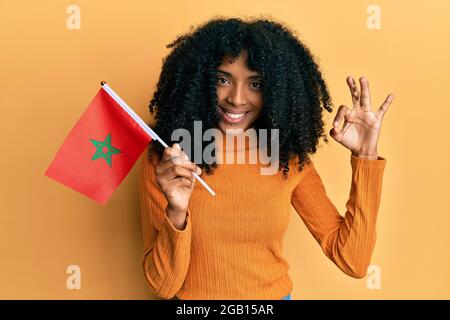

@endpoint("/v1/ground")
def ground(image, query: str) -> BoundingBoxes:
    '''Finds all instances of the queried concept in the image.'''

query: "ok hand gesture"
[330,76,394,160]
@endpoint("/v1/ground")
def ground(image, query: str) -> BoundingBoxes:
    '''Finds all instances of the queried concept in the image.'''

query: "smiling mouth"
[217,106,249,123]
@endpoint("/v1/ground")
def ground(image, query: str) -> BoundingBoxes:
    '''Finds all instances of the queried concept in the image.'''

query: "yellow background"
[1,0,449,299]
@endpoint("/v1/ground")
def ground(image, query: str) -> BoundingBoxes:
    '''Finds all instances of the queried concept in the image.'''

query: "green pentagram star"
[90,133,121,167]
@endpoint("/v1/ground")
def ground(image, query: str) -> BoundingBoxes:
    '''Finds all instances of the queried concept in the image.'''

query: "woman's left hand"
[330,76,394,160]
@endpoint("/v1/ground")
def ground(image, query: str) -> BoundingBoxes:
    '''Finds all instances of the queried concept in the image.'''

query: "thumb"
[173,143,181,150]
[329,127,340,141]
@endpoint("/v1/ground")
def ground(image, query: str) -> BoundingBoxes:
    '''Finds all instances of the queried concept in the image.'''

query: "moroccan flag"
[45,85,152,205]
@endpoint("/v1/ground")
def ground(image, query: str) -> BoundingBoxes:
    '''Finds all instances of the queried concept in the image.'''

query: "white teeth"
[225,112,245,119]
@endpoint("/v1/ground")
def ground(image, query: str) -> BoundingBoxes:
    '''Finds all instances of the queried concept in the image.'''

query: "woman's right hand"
[155,143,201,227]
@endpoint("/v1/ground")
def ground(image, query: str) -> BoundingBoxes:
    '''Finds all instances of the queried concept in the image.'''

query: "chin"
[218,122,250,133]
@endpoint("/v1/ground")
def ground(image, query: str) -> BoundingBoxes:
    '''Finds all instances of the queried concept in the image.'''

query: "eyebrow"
[217,69,263,80]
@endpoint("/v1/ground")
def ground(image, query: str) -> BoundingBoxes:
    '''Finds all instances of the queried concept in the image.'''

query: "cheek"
[216,88,227,101]
[251,95,264,111]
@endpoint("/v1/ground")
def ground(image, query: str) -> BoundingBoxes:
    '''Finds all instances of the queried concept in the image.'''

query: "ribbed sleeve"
[291,154,386,278]
[138,154,192,299]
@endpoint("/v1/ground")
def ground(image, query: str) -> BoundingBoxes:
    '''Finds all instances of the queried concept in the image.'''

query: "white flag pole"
[100,81,216,196]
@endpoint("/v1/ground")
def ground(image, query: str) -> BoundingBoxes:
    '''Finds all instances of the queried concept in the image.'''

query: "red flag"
[45,87,152,205]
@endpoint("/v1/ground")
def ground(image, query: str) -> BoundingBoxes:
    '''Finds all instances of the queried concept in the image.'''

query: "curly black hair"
[147,16,333,177]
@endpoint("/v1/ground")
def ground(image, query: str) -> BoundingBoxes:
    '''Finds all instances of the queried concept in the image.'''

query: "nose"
[226,84,247,107]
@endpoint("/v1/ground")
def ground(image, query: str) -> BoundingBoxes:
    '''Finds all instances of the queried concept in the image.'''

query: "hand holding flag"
[45,82,215,206]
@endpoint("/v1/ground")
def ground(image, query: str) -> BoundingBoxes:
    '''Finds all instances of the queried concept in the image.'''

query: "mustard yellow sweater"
[138,139,386,300]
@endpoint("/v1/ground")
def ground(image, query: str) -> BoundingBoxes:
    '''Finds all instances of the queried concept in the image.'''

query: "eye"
[250,81,262,90]
[216,77,230,85]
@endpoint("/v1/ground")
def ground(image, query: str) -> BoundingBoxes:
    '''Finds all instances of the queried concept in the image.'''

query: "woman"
[138,17,394,300]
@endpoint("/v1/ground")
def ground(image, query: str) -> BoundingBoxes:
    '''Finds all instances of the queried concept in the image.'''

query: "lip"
[217,106,249,124]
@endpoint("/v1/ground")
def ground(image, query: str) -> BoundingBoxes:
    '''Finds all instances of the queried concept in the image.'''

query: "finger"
[163,165,197,182]
[157,155,189,174]
[331,105,352,141]
[162,143,186,162]
[376,93,395,120]
[332,105,351,132]
[166,177,195,191]
[347,76,361,108]
[332,105,345,129]
[161,177,195,195]
[157,157,201,176]
[359,76,372,112]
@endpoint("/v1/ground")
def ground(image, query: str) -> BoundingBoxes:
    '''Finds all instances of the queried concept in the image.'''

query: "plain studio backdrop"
[0,0,449,299]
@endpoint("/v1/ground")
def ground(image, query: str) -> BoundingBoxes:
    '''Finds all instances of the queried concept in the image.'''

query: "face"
[215,51,264,133]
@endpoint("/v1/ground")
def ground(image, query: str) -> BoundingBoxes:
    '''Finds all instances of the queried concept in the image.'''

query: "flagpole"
[100,81,216,197]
